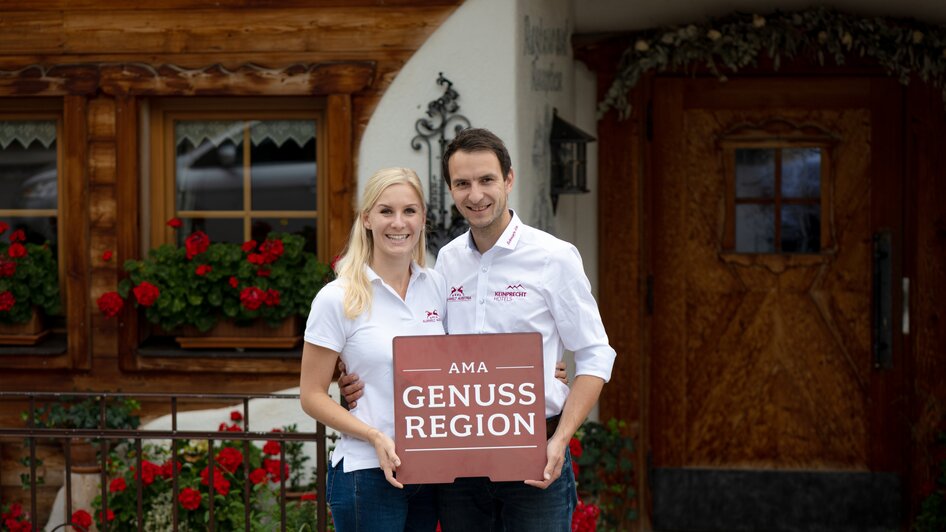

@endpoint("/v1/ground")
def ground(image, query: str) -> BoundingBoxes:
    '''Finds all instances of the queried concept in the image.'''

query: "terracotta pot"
[174,316,301,349]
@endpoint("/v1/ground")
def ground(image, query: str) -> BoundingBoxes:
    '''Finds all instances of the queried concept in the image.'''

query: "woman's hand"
[367,428,404,488]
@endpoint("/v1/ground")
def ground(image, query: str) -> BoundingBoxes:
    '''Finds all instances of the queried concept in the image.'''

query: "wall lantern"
[549,108,595,213]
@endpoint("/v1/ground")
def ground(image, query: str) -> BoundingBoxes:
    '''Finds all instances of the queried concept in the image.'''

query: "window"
[720,121,835,255]
[149,99,326,258]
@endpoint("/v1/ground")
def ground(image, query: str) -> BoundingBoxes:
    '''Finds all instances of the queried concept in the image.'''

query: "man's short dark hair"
[441,128,512,187]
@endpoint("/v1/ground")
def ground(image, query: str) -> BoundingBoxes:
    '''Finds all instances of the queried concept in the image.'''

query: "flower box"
[174,316,301,349]
[0,309,50,346]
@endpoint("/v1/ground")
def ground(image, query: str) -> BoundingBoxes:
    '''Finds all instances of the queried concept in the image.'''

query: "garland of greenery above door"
[599,7,946,119]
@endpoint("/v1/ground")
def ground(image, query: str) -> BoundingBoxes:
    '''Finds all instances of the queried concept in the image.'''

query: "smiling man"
[430,128,616,532]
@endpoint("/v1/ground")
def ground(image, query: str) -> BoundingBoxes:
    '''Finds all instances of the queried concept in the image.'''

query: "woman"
[300,167,442,531]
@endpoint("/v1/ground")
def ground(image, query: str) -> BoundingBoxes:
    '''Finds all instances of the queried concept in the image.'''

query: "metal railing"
[0,391,331,532]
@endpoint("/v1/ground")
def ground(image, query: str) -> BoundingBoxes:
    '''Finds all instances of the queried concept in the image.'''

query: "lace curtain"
[0,121,57,150]
[174,120,316,148]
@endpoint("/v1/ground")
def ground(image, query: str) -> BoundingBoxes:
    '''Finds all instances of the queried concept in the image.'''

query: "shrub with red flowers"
[572,419,637,531]
[0,220,62,325]
[87,413,323,531]
[914,417,946,532]
[98,226,331,333]
[1,501,31,532]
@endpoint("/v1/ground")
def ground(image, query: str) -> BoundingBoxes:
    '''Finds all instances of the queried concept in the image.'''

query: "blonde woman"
[300,167,442,531]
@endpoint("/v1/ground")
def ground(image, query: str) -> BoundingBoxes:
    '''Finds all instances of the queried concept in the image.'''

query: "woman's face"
[364,182,424,264]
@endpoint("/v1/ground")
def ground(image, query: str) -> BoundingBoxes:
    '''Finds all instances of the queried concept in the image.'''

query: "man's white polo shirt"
[435,211,615,418]
[304,263,446,473]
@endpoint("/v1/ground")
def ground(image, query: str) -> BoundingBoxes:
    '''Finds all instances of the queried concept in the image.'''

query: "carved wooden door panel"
[648,77,904,532]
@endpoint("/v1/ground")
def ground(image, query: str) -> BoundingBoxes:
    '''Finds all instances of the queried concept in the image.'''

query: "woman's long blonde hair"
[335,167,427,319]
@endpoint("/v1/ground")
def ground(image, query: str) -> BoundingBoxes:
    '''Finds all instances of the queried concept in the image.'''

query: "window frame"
[718,120,838,256]
[148,98,328,259]
[0,97,91,369]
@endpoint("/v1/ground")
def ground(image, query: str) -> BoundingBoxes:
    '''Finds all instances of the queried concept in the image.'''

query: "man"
[341,128,615,531]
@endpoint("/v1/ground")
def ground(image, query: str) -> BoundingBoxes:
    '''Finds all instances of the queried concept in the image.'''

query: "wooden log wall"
[0,0,462,518]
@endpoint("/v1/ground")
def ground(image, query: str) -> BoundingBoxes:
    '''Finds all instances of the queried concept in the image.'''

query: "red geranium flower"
[242,240,257,252]
[218,422,229,432]
[249,467,268,485]
[200,467,231,496]
[229,276,239,288]
[264,289,280,307]
[195,264,212,276]
[257,268,271,277]
[215,447,244,473]
[71,509,92,529]
[300,492,317,502]
[240,286,265,310]
[160,460,181,479]
[263,457,288,481]
[0,291,16,312]
[179,487,202,510]
[330,254,341,272]
[263,440,281,455]
[230,410,243,422]
[9,229,26,243]
[133,281,160,307]
[102,249,113,262]
[247,253,265,265]
[569,437,583,459]
[0,221,7,235]
[132,460,163,486]
[227,423,243,432]
[184,231,210,260]
[97,291,124,318]
[98,509,115,522]
[166,217,183,228]
[0,260,15,277]
[109,477,127,493]
[7,243,26,259]
[259,239,284,262]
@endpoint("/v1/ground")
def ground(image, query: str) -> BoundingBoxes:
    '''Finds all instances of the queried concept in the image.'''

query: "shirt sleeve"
[543,245,616,382]
[303,284,348,353]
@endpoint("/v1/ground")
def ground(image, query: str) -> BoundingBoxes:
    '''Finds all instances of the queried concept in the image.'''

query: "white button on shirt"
[435,211,616,417]
[304,263,446,473]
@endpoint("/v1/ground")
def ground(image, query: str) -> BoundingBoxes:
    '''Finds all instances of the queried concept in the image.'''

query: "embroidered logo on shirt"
[448,285,472,302]
[493,283,528,302]
[423,309,442,323]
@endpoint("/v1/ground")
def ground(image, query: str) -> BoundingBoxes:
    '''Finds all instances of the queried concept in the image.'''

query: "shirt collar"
[366,262,426,283]
[464,210,523,252]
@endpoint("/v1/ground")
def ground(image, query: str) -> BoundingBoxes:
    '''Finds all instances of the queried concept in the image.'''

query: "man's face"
[447,150,513,233]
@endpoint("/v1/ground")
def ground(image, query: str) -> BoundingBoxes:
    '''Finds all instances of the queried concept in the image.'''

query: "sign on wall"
[392,333,547,484]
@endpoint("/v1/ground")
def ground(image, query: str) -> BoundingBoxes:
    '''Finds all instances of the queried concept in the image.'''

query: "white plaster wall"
[357,0,518,215]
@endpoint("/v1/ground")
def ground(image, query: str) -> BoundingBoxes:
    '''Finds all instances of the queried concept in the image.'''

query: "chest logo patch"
[423,309,442,323]
[493,283,528,302]
[448,285,472,302]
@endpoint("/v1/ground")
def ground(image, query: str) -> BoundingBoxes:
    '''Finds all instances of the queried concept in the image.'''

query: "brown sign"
[392,332,547,484]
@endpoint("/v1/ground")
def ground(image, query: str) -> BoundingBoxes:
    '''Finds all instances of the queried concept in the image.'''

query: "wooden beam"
[326,93,354,259]
[63,95,91,369]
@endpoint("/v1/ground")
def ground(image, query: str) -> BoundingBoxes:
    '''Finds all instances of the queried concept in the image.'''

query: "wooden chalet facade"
[0,0,461,519]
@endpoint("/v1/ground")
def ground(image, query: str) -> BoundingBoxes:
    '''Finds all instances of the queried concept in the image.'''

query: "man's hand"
[554,360,568,385]
[337,360,364,409]
[524,435,566,489]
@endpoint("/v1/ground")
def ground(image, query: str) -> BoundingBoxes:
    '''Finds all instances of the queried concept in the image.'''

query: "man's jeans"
[436,447,578,532]
[327,459,438,532]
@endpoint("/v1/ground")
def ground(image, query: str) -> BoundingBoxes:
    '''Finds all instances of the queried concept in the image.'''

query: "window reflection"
[781,205,821,253]
[782,148,821,198]
[735,204,775,253]
[735,148,775,198]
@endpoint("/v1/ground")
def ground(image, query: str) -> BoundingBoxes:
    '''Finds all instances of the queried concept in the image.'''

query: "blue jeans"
[327,459,438,532]
[436,447,578,532]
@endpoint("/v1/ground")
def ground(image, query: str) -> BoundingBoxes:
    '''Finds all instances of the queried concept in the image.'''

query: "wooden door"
[648,77,904,532]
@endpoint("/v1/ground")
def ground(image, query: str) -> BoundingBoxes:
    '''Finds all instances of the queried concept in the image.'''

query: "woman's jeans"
[327,459,438,532]
[436,447,578,532]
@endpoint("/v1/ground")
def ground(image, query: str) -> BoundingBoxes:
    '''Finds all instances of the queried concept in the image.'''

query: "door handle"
[872,230,893,369]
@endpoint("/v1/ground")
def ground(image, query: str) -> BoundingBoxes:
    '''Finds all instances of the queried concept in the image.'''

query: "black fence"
[0,391,331,532]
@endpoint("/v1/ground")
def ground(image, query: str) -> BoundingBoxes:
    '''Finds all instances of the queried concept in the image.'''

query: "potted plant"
[86,411,323,531]
[571,419,637,531]
[20,395,141,475]
[98,222,332,348]
[0,221,62,345]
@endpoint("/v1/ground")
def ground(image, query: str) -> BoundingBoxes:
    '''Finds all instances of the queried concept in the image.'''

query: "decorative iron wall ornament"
[411,73,471,255]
